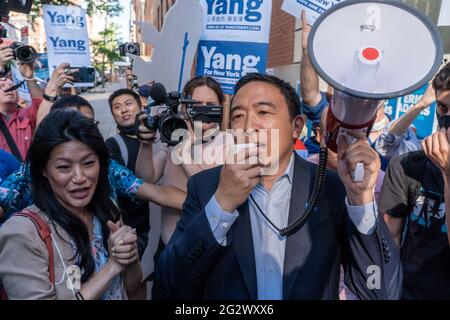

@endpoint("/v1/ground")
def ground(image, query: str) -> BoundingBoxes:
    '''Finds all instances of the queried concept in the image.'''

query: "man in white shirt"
[153,73,402,300]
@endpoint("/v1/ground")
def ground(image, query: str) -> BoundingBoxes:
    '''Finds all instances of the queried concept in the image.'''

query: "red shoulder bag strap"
[1,211,55,300]
[15,211,55,283]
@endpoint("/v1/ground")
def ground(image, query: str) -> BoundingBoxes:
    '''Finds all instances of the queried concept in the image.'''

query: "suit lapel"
[232,200,258,300]
[283,154,322,299]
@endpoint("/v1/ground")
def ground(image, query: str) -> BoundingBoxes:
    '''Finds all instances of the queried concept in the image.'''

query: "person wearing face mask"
[374,84,435,166]
[134,76,227,252]
[299,10,391,169]
[380,62,450,300]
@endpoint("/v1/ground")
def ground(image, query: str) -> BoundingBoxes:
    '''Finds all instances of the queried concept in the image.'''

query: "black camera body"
[10,42,38,64]
[119,42,140,57]
[65,66,96,83]
[142,83,223,146]
[0,25,37,64]
[0,27,7,38]
[144,108,188,146]
[186,105,223,123]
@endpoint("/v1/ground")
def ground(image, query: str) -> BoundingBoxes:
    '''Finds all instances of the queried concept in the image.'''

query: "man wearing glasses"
[0,45,43,162]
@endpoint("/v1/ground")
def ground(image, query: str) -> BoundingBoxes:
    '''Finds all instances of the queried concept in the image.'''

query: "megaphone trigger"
[353,163,365,183]
[338,128,367,183]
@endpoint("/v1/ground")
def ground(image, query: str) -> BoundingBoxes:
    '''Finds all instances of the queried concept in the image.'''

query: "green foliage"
[31,0,123,20]
[91,23,123,76]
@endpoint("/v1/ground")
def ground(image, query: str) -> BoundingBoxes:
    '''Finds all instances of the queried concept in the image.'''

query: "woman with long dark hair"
[134,76,229,283]
[0,109,145,299]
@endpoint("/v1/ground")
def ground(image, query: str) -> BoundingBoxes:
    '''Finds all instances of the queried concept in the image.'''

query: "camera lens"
[145,115,159,131]
[16,45,38,64]
[19,49,30,59]
[127,44,136,53]
[161,117,188,144]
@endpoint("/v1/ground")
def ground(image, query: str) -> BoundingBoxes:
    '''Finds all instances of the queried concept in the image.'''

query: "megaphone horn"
[308,0,444,182]
[308,0,443,100]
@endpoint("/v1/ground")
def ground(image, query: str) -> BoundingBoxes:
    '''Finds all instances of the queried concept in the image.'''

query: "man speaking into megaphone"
[153,72,401,300]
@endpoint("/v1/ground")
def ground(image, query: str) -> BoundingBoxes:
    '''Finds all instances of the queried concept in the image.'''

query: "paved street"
[80,79,127,139]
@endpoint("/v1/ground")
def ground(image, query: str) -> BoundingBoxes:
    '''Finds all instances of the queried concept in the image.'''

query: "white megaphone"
[307,0,443,182]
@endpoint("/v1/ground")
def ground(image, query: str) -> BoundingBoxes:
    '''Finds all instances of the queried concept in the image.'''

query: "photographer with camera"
[105,88,153,258]
[0,94,187,226]
[135,76,228,252]
[0,43,43,162]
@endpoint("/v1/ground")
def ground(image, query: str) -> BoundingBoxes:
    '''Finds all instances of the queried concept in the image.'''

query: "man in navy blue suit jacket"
[153,74,402,300]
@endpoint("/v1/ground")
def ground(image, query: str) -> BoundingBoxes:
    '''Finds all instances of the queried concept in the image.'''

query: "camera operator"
[135,76,228,251]
[105,88,153,258]
[0,43,43,162]
[0,93,187,225]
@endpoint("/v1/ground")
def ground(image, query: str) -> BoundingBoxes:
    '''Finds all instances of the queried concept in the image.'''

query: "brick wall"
[267,0,296,68]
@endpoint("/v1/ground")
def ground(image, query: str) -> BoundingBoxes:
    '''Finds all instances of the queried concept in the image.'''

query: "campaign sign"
[197,40,268,94]
[281,0,345,24]
[384,84,437,140]
[200,0,272,42]
[43,5,92,87]
[197,0,272,93]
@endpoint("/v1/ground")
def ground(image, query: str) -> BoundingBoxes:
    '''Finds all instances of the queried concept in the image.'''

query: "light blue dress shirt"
[205,153,378,300]
[374,122,422,161]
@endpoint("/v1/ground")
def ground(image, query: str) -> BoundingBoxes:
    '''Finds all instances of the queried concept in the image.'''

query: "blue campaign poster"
[197,0,272,94]
[384,84,437,140]
[196,40,268,94]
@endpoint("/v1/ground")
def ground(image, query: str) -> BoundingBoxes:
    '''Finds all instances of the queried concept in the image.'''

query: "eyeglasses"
[0,79,25,93]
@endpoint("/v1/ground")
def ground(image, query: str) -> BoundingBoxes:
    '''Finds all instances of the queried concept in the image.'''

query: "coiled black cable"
[280,147,328,237]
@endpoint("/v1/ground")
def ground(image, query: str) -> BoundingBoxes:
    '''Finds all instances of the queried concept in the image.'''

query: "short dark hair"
[234,73,301,120]
[183,76,225,105]
[108,88,142,111]
[51,95,95,117]
[433,62,450,92]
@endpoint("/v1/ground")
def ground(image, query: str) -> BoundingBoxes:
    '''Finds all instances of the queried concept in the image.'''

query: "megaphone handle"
[341,129,365,183]
[353,163,365,183]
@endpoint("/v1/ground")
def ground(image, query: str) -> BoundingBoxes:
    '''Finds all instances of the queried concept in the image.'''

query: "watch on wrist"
[43,93,58,102]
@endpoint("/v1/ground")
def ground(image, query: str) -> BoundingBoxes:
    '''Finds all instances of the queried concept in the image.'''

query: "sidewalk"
[81,79,127,139]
